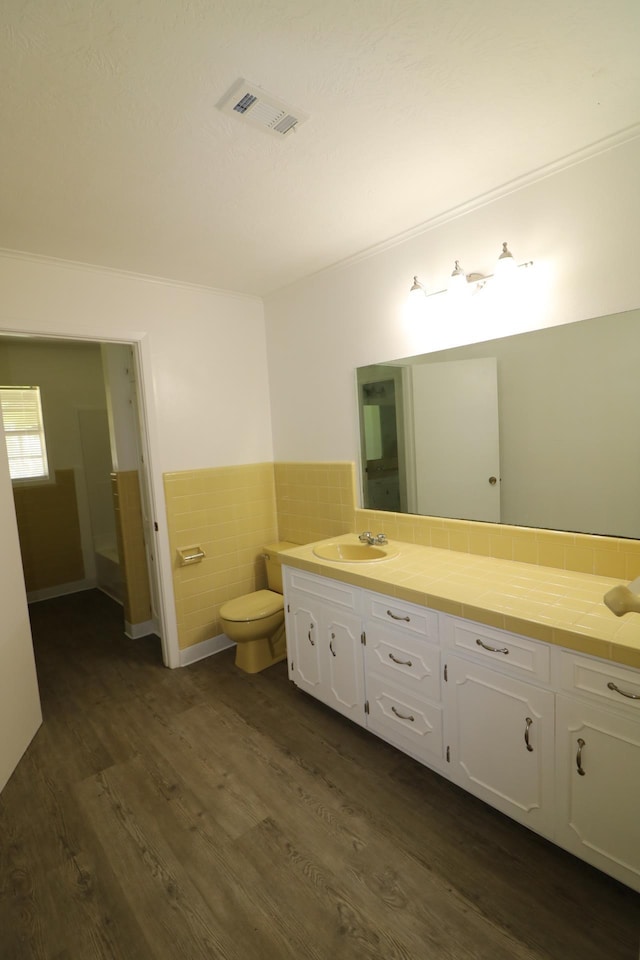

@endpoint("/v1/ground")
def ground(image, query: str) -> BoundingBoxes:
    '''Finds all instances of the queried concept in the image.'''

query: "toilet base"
[234,623,287,674]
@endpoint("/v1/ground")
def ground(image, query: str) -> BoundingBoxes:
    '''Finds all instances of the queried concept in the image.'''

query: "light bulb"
[448,260,468,296]
[495,241,517,277]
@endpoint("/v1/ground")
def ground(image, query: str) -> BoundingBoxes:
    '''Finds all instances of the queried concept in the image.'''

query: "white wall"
[264,137,640,475]
[0,409,41,791]
[0,253,271,667]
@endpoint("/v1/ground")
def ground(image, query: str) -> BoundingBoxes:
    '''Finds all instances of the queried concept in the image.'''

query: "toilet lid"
[220,589,284,623]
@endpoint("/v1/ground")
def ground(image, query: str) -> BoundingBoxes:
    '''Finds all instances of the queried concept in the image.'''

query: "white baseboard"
[27,578,96,604]
[124,618,158,640]
[179,633,235,667]
[97,586,124,606]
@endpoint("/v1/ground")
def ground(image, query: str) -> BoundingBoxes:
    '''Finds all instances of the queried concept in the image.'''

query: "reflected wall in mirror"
[357,308,640,539]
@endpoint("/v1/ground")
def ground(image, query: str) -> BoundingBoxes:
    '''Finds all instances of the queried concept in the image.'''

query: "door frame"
[0,327,178,669]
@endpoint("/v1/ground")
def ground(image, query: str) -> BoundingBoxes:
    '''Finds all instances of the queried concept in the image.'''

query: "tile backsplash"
[355,508,640,582]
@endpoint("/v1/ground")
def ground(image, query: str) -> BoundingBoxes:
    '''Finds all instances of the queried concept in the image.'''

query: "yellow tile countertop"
[280,534,640,670]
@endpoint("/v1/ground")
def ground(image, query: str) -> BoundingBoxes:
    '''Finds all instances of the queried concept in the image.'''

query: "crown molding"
[0,247,262,304]
[271,122,640,295]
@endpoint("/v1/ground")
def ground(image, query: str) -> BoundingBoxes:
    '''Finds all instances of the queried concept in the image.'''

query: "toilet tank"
[263,541,298,594]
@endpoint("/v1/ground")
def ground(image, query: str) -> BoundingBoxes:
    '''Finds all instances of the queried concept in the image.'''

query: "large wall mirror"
[357,308,640,539]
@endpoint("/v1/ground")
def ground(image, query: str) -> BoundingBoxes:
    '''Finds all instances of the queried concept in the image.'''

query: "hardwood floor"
[1,589,638,959]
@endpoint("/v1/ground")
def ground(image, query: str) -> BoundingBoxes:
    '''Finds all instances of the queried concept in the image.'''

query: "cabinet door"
[286,586,366,727]
[324,608,366,726]
[445,656,555,836]
[556,695,640,893]
[286,592,322,697]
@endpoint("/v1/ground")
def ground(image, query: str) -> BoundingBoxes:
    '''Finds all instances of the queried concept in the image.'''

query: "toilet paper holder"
[177,546,206,566]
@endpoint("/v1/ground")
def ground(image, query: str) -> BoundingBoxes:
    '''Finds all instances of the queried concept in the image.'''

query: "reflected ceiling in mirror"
[356,308,640,539]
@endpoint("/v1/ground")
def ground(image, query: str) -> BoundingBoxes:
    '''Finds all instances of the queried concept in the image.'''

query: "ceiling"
[2,1,639,297]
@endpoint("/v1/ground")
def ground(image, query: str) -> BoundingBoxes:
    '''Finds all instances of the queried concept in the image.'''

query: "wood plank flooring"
[1,589,638,959]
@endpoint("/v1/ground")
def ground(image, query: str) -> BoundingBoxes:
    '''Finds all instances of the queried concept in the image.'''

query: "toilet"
[219,541,297,674]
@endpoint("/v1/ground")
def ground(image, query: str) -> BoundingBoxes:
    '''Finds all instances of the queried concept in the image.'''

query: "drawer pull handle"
[576,737,586,776]
[475,638,509,655]
[607,681,640,700]
[391,705,415,722]
[524,717,534,752]
[387,609,410,622]
[389,653,413,667]
[329,637,336,657]
[308,625,315,646]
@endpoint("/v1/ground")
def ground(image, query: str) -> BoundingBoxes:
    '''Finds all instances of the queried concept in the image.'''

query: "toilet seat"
[220,589,283,623]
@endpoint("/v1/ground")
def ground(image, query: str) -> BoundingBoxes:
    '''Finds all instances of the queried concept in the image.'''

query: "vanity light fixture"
[494,241,518,277]
[409,275,427,298]
[408,241,533,302]
[447,260,468,295]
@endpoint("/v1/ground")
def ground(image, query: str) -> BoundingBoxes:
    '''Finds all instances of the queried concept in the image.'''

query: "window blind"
[0,386,49,480]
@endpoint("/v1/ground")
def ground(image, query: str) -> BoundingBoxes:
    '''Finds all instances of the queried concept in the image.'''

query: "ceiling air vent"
[218,79,308,138]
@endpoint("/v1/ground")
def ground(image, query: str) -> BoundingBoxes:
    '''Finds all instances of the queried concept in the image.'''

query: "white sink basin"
[312,542,397,563]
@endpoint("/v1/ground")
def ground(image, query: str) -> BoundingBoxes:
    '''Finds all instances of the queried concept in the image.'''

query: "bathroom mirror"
[357,308,640,539]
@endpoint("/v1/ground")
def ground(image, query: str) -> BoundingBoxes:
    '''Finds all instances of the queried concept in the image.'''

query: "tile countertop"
[280,534,640,671]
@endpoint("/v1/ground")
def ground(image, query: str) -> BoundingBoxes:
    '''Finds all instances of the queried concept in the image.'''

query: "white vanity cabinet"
[282,565,640,893]
[441,617,555,837]
[554,653,640,892]
[362,593,444,768]
[284,568,366,727]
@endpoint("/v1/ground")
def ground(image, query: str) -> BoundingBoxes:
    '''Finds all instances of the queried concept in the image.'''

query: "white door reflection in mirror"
[409,358,500,522]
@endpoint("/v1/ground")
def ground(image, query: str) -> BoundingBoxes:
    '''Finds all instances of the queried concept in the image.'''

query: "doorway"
[0,333,165,657]
[357,363,409,513]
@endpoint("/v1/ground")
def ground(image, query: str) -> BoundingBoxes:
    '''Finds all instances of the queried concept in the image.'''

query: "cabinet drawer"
[283,567,361,613]
[365,592,439,642]
[364,625,440,702]
[366,674,443,764]
[559,652,640,714]
[442,616,550,683]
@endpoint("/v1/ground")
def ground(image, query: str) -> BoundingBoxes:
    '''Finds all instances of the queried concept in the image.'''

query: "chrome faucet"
[358,531,388,545]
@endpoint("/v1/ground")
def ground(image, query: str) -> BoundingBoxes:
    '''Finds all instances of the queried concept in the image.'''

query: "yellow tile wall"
[163,459,640,654]
[13,469,84,591]
[112,471,152,625]
[355,508,640,581]
[274,461,356,544]
[164,463,278,650]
